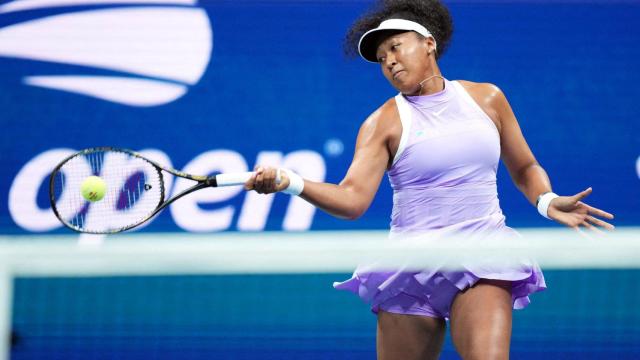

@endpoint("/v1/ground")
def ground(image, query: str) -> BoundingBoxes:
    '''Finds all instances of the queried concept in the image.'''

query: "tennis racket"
[50,147,256,234]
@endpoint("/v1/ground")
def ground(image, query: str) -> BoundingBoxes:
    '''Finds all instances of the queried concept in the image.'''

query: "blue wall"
[1,0,638,234]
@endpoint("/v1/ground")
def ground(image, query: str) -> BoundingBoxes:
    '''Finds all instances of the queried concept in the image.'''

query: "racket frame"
[49,147,222,234]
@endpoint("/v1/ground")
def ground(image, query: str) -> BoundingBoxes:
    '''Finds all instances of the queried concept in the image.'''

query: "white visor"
[358,19,436,63]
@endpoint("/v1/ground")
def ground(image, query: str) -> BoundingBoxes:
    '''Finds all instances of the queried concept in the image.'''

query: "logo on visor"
[0,1,212,107]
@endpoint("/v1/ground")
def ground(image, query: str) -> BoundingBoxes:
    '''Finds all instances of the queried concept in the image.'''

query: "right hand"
[244,166,290,194]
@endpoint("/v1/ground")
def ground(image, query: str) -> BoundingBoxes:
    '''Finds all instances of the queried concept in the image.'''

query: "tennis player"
[245,0,615,358]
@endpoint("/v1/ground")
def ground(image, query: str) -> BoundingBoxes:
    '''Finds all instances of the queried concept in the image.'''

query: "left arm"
[491,86,551,206]
[465,82,614,230]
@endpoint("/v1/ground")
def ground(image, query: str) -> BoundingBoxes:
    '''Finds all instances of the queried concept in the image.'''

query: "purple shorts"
[377,279,462,319]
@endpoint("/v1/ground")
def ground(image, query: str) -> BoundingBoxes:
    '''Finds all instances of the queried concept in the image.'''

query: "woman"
[245,0,615,358]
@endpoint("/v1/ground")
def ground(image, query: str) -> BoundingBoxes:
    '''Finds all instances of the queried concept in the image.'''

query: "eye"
[391,43,401,50]
[377,56,385,63]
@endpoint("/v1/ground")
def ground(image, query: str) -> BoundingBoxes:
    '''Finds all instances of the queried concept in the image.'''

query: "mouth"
[392,70,405,80]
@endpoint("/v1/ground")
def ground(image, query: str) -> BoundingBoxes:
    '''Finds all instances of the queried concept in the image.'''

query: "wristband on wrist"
[277,168,304,196]
[536,191,559,220]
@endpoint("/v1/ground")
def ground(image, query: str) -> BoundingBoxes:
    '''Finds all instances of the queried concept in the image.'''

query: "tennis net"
[1,228,639,359]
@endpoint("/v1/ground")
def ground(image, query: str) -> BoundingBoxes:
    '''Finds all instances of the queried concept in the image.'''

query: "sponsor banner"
[0,1,638,234]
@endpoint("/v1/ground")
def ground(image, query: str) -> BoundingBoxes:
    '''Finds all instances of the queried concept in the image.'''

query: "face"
[375,32,434,95]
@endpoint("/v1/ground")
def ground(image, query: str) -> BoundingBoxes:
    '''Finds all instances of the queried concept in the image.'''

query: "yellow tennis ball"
[81,176,106,202]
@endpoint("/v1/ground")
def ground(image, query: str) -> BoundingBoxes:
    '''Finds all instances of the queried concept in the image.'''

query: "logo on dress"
[0,0,212,107]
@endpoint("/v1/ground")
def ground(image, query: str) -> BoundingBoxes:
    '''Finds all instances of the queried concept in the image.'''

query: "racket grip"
[215,172,255,187]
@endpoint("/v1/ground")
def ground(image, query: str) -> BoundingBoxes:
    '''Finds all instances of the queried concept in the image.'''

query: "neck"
[417,74,445,96]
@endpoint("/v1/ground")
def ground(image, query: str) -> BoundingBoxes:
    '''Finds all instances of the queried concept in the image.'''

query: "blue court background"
[0,0,638,358]
[1,0,638,233]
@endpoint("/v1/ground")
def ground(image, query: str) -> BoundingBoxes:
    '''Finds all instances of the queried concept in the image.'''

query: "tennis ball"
[81,176,106,202]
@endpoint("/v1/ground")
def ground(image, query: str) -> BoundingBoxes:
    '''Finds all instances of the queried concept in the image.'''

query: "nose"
[384,53,397,70]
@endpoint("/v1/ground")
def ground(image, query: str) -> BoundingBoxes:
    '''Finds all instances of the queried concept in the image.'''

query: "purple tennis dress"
[334,79,546,319]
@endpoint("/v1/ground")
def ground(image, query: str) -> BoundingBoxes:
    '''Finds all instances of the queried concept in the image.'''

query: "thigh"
[449,279,513,360]
[377,311,446,360]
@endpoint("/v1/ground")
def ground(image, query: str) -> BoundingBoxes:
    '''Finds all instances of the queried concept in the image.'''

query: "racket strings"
[52,150,164,233]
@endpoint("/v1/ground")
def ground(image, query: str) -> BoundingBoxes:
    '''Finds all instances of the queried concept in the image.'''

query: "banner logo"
[0,1,212,106]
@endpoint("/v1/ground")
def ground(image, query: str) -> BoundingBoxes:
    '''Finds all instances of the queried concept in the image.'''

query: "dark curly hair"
[345,0,454,60]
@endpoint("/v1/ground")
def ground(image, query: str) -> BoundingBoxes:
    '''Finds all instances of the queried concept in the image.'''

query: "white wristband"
[278,168,304,196]
[537,192,559,220]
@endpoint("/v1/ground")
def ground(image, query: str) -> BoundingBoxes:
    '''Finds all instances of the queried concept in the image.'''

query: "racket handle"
[215,172,255,187]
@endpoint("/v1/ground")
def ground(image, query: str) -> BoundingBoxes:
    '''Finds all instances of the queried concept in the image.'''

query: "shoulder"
[354,97,402,166]
[369,97,401,122]
[457,80,500,93]
[360,97,402,137]
[455,80,510,131]
[456,80,506,106]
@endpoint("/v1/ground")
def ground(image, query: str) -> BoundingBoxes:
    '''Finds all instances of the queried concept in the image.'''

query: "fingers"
[265,167,276,191]
[572,214,612,234]
[555,211,614,233]
[255,167,267,194]
[568,219,604,239]
[579,201,614,220]
[565,187,615,232]
[260,167,270,192]
[586,214,615,230]
[247,166,280,194]
[581,219,606,235]
[572,187,592,201]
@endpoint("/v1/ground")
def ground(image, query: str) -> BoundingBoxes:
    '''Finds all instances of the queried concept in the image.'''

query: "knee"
[452,326,510,360]
[457,339,509,360]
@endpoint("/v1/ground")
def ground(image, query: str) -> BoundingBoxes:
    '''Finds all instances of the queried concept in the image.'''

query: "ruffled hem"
[335,221,546,316]
[333,262,546,316]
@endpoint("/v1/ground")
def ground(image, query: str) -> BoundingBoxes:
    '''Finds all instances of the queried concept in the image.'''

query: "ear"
[426,37,436,55]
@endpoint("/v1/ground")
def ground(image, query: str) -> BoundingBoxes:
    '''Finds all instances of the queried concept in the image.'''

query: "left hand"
[547,187,615,231]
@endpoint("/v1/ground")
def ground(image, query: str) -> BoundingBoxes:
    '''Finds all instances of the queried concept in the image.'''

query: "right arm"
[246,100,400,220]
